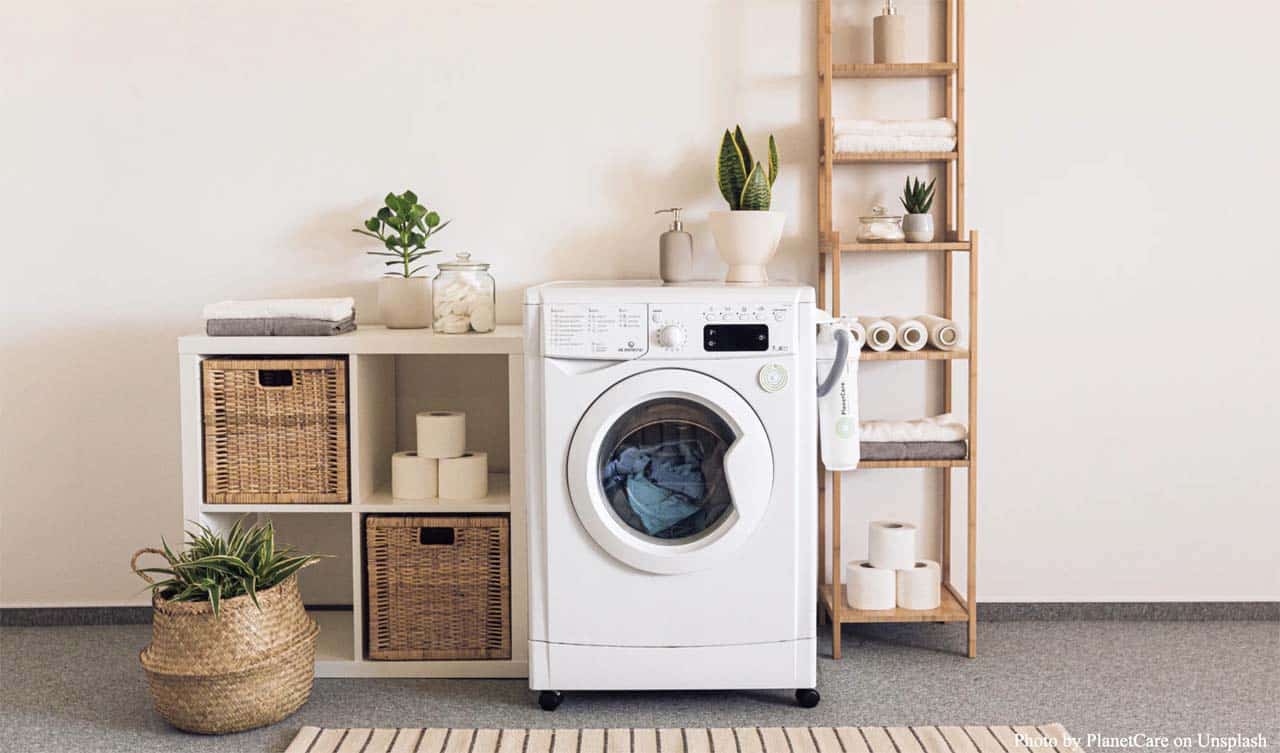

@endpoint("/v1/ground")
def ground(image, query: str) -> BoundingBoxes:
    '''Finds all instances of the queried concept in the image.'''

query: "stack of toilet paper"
[856,315,961,353]
[390,411,490,501]
[845,521,941,610]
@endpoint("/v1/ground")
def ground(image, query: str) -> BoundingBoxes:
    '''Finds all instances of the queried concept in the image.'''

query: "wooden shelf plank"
[861,347,968,361]
[820,583,969,624]
[832,62,957,79]
[838,239,971,252]
[858,458,969,469]
[833,151,958,164]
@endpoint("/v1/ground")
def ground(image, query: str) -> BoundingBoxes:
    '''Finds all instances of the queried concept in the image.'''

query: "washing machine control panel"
[544,302,796,359]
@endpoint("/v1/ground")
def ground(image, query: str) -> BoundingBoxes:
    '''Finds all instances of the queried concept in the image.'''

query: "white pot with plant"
[900,176,936,243]
[353,190,450,329]
[709,126,785,284]
[132,519,327,734]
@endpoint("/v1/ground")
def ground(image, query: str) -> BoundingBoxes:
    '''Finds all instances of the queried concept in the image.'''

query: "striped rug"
[285,725,1082,753]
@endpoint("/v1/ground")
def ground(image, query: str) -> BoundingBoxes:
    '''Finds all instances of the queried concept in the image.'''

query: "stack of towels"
[835,118,956,153]
[860,413,968,461]
[203,298,356,337]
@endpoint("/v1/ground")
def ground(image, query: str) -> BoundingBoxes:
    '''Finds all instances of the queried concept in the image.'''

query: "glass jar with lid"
[855,205,905,243]
[432,252,495,334]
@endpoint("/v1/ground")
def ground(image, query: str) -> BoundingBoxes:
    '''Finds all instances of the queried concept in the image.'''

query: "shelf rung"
[831,62,957,79]
[837,239,971,252]
[819,583,969,624]
[832,151,958,164]
[857,458,969,469]
[861,347,968,362]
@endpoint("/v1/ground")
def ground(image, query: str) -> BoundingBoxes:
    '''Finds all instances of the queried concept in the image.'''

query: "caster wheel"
[538,691,563,711]
[795,688,820,708]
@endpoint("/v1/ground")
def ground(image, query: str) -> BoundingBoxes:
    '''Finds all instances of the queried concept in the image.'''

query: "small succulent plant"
[900,176,936,215]
[717,126,779,211]
[352,190,450,278]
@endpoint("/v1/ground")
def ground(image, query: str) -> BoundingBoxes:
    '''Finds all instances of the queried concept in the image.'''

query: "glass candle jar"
[855,206,905,242]
[432,252,496,334]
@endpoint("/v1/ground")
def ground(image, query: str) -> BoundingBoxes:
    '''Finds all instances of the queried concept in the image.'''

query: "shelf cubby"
[178,327,529,678]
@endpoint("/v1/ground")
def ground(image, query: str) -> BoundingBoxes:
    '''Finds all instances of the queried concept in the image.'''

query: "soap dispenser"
[655,208,694,283]
[873,0,906,64]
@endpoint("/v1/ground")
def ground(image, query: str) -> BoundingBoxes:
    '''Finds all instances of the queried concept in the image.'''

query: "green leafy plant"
[352,190,449,278]
[900,176,936,215]
[134,518,326,617]
[717,126,779,211]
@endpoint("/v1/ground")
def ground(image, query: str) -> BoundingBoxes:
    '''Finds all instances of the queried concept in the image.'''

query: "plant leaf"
[717,129,747,210]
[739,161,772,211]
[733,125,753,177]
[767,134,778,187]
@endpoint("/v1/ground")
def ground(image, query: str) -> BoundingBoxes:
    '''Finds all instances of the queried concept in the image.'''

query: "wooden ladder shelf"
[816,0,978,659]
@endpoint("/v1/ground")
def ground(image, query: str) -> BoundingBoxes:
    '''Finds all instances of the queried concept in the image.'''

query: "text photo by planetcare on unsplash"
[1017,730,1271,751]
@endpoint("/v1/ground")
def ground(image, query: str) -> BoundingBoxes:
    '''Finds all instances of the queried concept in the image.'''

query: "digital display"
[703,324,769,352]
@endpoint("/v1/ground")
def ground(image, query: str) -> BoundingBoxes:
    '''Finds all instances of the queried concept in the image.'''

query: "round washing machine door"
[566,368,774,575]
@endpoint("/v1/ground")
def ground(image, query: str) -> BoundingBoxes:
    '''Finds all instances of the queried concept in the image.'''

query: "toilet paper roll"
[886,316,927,351]
[438,451,489,500]
[845,560,896,610]
[858,316,897,352]
[896,559,942,610]
[416,411,466,459]
[391,451,438,500]
[868,520,917,570]
[843,318,867,349]
[915,314,961,351]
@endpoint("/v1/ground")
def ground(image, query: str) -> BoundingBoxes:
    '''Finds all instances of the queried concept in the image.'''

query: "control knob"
[657,325,686,348]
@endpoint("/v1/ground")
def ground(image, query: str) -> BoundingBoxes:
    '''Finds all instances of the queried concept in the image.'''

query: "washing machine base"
[528,638,817,691]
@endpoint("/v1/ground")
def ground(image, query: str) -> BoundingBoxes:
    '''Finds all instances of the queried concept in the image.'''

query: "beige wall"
[2,1,1277,606]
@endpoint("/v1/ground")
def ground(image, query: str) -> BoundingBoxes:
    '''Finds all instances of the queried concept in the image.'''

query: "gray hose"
[816,327,851,398]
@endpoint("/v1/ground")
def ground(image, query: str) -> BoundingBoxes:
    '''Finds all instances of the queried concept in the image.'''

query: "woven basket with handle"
[132,548,319,735]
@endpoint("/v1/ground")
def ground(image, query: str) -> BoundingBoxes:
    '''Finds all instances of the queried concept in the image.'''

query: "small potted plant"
[900,176,936,242]
[132,519,326,734]
[353,190,449,329]
[709,126,784,284]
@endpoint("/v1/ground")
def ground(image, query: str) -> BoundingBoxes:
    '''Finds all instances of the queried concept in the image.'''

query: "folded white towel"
[202,297,356,322]
[885,316,928,351]
[915,314,962,350]
[860,413,968,442]
[858,316,897,352]
[835,118,957,138]
[836,134,957,153]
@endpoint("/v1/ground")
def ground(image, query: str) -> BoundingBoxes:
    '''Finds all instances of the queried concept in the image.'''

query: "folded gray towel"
[206,315,357,337]
[860,440,967,461]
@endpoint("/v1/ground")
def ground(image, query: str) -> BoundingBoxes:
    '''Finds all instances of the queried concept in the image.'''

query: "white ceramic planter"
[378,276,432,329]
[708,210,786,284]
[903,213,935,243]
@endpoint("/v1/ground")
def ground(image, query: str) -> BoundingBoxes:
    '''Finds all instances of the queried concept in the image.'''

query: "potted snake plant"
[900,176,936,242]
[353,190,449,329]
[709,126,784,284]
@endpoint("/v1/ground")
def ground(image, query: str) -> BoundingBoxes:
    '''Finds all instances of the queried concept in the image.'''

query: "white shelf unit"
[178,325,528,678]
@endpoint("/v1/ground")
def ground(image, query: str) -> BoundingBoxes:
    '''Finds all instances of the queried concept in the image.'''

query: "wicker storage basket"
[132,552,319,734]
[365,515,510,661]
[202,357,348,504]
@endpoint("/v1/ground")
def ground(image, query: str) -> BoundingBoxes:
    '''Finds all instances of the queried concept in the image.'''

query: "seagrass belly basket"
[133,551,319,735]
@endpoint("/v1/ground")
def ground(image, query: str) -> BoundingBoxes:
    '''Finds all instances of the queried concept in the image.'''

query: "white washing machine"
[523,281,819,710]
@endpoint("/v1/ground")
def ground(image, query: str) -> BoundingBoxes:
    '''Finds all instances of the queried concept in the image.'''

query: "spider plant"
[352,190,449,278]
[135,518,326,617]
[900,176,936,215]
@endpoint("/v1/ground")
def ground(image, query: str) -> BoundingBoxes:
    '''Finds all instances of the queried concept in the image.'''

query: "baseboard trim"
[978,602,1278,621]
[1,603,354,627]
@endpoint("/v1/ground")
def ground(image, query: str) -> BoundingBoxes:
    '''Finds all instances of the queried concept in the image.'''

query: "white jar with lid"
[432,252,496,334]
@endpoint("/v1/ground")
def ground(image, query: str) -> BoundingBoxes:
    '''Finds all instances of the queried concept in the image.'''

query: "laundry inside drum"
[598,398,735,543]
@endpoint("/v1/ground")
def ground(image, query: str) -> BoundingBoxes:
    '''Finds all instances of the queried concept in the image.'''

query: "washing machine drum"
[566,369,774,575]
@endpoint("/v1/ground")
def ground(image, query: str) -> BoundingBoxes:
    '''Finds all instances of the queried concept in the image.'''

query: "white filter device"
[816,321,860,470]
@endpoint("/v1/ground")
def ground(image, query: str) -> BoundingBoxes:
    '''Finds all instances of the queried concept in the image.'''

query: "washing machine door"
[566,368,774,575]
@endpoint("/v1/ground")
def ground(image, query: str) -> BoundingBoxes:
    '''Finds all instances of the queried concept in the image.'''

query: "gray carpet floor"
[1,621,1276,753]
